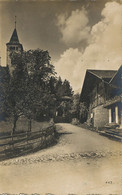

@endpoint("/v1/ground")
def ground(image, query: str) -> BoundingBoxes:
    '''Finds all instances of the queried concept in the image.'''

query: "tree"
[70,93,88,123]
[79,102,88,123]
[1,48,74,132]
[55,76,64,98]
[49,76,57,94]
[70,93,80,119]
[25,49,56,87]
[4,51,28,134]
[24,49,56,122]
[3,49,56,134]
[0,67,10,121]
[63,79,73,97]
[54,77,73,121]
[55,77,73,99]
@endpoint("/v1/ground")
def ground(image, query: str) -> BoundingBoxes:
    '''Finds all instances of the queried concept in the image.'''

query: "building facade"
[80,66,122,128]
[104,66,122,128]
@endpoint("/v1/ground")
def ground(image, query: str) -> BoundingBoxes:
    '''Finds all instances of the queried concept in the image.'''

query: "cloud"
[55,1,122,91]
[55,48,83,91]
[57,7,90,46]
[84,1,122,69]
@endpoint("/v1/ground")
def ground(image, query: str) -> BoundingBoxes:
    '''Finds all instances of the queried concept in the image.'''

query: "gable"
[80,68,118,104]
[88,69,117,82]
[109,65,122,88]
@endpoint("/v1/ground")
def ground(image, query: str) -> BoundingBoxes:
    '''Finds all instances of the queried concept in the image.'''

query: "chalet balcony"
[104,95,121,108]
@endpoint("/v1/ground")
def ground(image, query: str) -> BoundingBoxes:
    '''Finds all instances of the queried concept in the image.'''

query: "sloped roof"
[88,69,117,82]
[109,65,122,88]
[9,28,19,43]
[80,68,118,104]
[6,28,23,50]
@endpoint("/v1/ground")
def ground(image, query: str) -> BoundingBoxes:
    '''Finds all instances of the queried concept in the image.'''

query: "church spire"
[15,15,16,29]
[9,28,19,43]
[9,16,19,43]
[6,17,23,73]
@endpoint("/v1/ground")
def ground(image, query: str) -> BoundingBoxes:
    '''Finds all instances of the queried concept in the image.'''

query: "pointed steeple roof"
[6,17,23,51]
[9,28,19,43]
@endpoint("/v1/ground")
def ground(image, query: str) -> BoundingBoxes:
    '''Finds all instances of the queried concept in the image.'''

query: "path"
[0,123,121,194]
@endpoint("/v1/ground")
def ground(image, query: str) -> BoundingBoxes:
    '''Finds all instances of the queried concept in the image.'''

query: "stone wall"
[92,105,109,128]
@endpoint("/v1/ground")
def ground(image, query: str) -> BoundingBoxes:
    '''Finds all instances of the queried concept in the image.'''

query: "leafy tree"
[25,49,56,123]
[0,67,10,121]
[3,52,28,134]
[3,49,56,134]
[26,49,56,87]
[49,76,57,94]
[1,48,74,132]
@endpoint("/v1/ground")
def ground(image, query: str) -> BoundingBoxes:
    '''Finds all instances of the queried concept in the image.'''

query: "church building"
[0,18,23,75]
[6,19,23,74]
[6,28,23,74]
[0,20,24,120]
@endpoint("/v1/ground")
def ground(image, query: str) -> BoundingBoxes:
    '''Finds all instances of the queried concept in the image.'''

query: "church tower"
[6,17,23,73]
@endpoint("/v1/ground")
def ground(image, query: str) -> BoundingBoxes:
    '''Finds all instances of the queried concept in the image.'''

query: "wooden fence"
[0,125,56,161]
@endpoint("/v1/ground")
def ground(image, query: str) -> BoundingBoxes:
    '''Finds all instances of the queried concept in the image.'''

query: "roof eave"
[109,65,122,84]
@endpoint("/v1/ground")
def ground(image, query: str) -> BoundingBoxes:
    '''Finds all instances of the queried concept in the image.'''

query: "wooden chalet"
[80,66,122,128]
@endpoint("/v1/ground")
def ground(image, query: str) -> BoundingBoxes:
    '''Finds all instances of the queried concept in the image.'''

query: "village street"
[0,123,121,194]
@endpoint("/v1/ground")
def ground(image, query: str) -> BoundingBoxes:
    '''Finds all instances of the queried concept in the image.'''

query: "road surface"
[0,123,121,194]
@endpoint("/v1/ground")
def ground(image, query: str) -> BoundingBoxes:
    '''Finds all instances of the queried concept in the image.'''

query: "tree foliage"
[1,49,56,133]
[55,77,73,99]
[0,67,10,120]
[71,93,80,119]
[70,93,88,123]
[0,49,73,133]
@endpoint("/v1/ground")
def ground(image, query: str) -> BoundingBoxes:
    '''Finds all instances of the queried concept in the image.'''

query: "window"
[10,46,15,50]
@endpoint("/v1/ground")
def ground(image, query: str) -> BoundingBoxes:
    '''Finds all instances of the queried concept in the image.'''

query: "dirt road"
[0,123,121,194]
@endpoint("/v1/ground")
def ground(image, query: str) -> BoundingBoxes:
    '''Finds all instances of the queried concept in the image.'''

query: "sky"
[0,0,122,92]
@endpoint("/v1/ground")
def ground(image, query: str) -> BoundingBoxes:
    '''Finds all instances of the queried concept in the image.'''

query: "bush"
[71,118,80,125]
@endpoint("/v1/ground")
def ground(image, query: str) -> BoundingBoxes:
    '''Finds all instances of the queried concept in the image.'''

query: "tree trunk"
[28,117,32,132]
[12,116,18,135]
